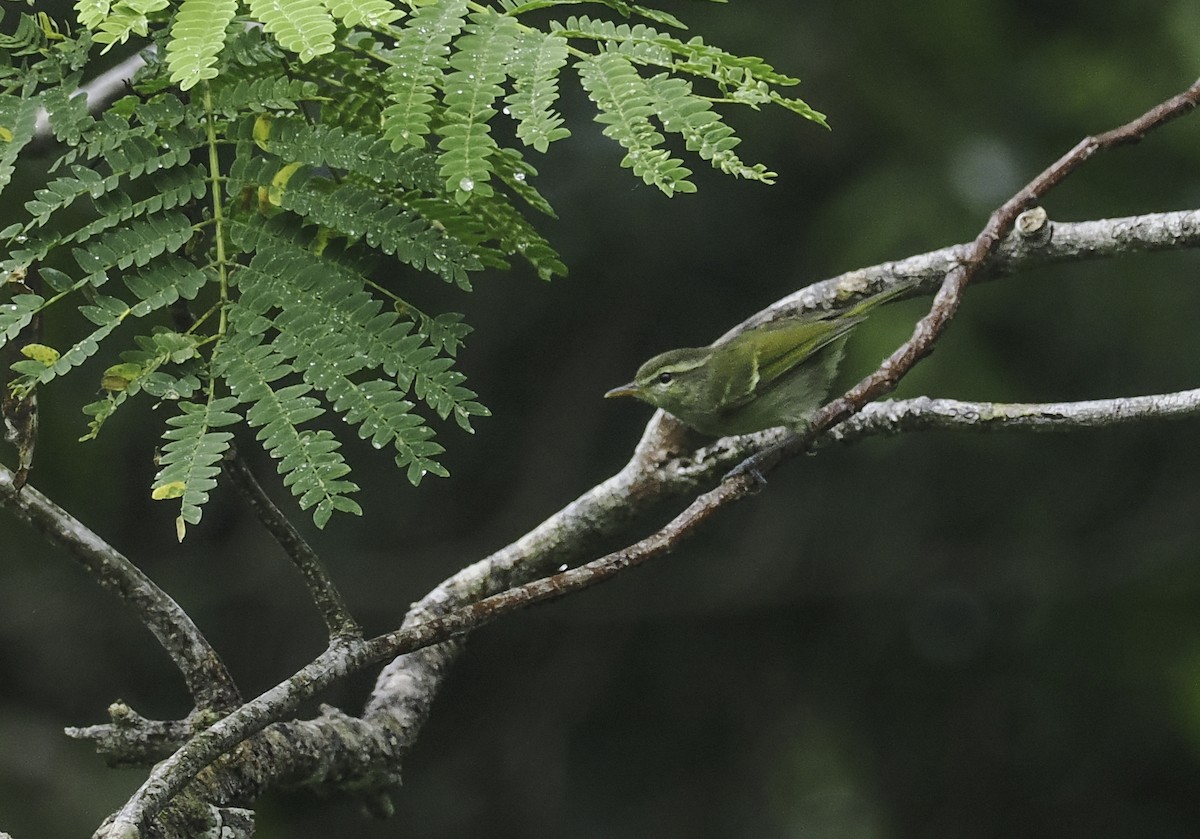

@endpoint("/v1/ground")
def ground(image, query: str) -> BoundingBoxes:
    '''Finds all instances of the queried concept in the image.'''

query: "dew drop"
[458,176,475,192]
[513,172,526,181]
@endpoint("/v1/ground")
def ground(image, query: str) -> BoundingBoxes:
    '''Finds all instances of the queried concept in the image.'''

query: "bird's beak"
[604,382,641,399]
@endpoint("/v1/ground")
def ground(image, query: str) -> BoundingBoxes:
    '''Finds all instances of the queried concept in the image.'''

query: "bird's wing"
[714,312,865,410]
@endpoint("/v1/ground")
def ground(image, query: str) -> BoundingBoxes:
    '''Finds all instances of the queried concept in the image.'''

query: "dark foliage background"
[4,1,1200,836]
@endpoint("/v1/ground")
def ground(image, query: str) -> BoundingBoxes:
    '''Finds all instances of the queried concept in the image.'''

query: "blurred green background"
[5,1,1200,836]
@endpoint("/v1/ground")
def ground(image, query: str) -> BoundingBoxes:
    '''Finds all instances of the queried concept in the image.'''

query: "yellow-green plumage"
[605,284,908,436]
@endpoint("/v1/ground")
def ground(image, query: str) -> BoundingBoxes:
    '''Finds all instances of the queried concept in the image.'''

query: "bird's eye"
[657,372,673,385]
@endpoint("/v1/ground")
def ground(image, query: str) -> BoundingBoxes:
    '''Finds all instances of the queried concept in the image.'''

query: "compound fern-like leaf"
[84,0,169,50]
[0,95,39,194]
[9,256,208,393]
[322,0,403,27]
[238,159,480,286]
[0,293,44,347]
[645,74,775,183]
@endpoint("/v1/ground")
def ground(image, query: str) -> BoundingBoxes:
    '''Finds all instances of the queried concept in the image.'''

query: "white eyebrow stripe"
[661,357,709,374]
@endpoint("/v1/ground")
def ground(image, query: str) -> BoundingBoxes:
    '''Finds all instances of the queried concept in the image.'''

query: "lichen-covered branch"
[736,207,1200,332]
[829,389,1200,440]
[93,200,1200,833]
[0,465,240,712]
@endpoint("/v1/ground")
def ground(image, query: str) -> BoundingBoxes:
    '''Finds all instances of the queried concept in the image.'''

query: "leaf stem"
[202,83,229,340]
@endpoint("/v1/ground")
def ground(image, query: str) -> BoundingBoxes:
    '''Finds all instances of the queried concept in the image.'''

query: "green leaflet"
[150,396,240,538]
[214,334,362,528]
[230,216,488,457]
[505,30,571,153]
[323,0,403,28]
[166,0,239,90]
[577,51,695,196]
[437,13,521,202]
[81,330,205,441]
[244,160,482,287]
[0,294,44,346]
[0,95,40,195]
[209,76,321,115]
[245,0,335,62]
[645,74,776,183]
[8,255,208,394]
[382,0,470,149]
[83,0,170,51]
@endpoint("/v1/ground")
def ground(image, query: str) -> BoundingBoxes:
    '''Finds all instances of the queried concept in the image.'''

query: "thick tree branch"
[0,465,241,712]
[66,202,1200,763]
[343,80,1200,828]
[98,198,1200,831]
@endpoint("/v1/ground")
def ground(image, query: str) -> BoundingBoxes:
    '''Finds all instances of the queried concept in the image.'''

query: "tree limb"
[828,389,1200,440]
[736,206,1200,330]
[96,198,1200,832]
[0,465,241,713]
[222,450,361,640]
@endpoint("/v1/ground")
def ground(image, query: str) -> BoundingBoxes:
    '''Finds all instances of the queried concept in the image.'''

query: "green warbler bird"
[605,283,910,437]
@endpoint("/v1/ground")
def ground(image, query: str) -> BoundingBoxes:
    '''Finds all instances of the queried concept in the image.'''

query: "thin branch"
[66,704,194,767]
[33,50,150,141]
[0,464,241,712]
[222,450,361,639]
[828,389,1200,441]
[734,207,1200,332]
[734,77,1200,479]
